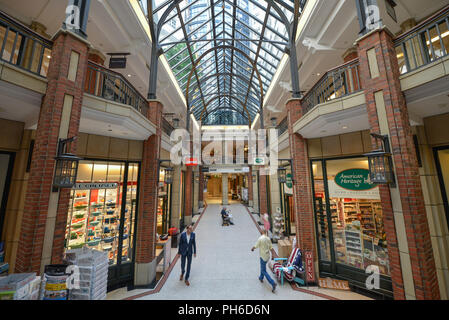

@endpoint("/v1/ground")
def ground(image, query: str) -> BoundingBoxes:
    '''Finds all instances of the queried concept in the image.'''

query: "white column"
[222,173,229,205]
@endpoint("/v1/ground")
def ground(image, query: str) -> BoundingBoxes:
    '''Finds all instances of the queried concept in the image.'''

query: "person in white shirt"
[251,228,277,293]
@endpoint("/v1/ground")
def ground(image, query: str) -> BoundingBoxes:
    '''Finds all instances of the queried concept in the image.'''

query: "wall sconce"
[53,137,82,189]
[364,133,396,186]
[270,117,278,127]
[164,167,174,185]
[277,167,287,183]
[173,118,180,128]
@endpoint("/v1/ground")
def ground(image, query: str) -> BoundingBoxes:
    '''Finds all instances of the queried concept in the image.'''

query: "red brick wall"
[258,173,268,215]
[286,100,315,260]
[198,169,204,203]
[184,167,193,217]
[357,29,439,299]
[15,31,89,273]
[248,169,253,202]
[135,101,163,264]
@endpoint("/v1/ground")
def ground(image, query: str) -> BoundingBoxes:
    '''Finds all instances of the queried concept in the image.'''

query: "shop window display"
[64,161,139,266]
[312,158,390,276]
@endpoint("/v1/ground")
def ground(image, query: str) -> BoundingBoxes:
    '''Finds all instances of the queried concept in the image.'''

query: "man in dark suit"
[178,223,197,286]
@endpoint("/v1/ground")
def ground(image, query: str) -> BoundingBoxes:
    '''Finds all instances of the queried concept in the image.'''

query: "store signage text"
[73,183,118,190]
[286,173,293,188]
[305,251,316,283]
[318,277,350,291]
[334,169,376,191]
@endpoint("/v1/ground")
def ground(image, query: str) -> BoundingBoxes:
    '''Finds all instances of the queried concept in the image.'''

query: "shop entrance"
[204,174,224,203]
[0,152,14,241]
[64,160,140,291]
[311,156,393,297]
[434,146,449,229]
[157,161,173,236]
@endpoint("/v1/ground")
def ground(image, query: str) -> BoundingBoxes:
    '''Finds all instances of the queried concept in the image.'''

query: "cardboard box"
[277,240,292,259]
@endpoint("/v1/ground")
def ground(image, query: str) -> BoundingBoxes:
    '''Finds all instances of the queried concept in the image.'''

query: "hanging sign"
[185,158,198,166]
[254,157,265,165]
[286,173,293,188]
[73,183,118,190]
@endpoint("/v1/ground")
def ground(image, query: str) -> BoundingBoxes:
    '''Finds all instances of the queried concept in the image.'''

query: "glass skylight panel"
[143,0,303,125]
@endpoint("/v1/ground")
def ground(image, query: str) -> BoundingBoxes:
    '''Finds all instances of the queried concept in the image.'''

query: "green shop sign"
[334,168,377,191]
[286,173,293,188]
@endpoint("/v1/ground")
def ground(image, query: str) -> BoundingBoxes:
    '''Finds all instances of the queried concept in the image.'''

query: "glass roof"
[139,0,303,125]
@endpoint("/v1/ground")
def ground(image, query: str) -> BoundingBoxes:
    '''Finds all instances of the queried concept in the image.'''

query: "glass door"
[311,160,334,273]
[0,152,14,241]
[435,146,449,228]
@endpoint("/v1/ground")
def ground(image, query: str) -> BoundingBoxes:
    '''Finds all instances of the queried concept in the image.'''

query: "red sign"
[305,251,316,283]
[185,158,198,166]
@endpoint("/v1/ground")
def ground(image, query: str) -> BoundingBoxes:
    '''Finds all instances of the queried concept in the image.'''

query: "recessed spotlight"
[342,126,348,129]
[316,73,321,76]
[128,74,132,77]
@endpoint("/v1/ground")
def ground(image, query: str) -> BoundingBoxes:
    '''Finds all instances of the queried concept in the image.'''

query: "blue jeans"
[259,258,275,287]
[181,254,193,280]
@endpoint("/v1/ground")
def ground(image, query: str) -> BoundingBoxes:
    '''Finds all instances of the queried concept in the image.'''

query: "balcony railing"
[394,5,449,75]
[302,58,361,114]
[277,117,288,137]
[162,118,175,136]
[0,11,52,77]
[84,61,148,117]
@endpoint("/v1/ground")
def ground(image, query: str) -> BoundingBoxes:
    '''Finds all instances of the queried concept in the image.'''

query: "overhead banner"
[328,168,380,200]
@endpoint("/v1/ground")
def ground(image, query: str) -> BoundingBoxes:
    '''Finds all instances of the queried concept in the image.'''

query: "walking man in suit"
[179,223,197,286]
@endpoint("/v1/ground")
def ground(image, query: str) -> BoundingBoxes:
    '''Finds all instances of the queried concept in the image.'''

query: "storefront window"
[312,157,390,276]
[64,161,139,266]
[157,167,172,235]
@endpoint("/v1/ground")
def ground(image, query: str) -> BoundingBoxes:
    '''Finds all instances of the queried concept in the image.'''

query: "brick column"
[286,99,315,262]
[258,173,268,215]
[184,166,193,226]
[15,30,89,273]
[357,29,439,299]
[248,169,254,207]
[134,100,163,286]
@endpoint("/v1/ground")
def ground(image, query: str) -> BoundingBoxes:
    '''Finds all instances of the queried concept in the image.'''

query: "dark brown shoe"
[185,280,190,286]
[180,274,183,281]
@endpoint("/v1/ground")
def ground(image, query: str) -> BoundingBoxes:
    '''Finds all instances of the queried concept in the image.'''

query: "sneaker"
[272,283,277,293]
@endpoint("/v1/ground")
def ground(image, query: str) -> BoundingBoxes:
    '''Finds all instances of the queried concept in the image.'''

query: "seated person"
[221,207,234,225]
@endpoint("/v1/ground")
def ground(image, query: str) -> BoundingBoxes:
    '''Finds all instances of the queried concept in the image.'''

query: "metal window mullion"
[223,0,289,42]
[426,29,436,61]
[223,9,287,51]
[37,43,44,75]
[223,27,281,70]
[9,30,20,64]
[0,26,9,60]
[435,22,447,57]
[27,39,37,71]
[247,0,284,25]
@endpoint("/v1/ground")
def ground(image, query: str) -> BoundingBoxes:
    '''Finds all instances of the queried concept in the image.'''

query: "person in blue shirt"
[221,207,234,225]
[178,223,197,286]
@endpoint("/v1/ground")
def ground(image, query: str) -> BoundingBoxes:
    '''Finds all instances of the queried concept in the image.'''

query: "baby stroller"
[272,247,306,286]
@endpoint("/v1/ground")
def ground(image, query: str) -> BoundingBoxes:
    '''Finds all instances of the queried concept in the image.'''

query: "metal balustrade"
[302,59,361,115]
[277,116,288,137]
[162,117,175,136]
[0,11,52,77]
[84,61,148,117]
[394,6,449,75]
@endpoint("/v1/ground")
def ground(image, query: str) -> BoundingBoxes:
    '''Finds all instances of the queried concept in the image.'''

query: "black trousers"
[181,254,193,280]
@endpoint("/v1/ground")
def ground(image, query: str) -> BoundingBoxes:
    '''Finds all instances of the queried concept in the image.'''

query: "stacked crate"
[65,247,109,300]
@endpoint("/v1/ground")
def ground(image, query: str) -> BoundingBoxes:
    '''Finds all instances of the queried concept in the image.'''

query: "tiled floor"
[107,203,371,300]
